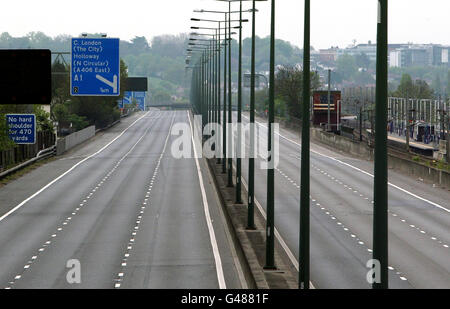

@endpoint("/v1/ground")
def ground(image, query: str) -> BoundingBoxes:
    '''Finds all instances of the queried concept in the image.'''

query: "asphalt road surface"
[0,110,244,289]
[228,111,449,289]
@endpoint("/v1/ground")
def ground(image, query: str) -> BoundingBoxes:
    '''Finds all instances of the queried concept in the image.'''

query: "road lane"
[232,111,449,288]
[0,110,243,289]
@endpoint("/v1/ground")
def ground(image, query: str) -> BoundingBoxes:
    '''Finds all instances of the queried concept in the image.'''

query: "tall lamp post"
[188,42,216,131]
[299,0,311,289]
[264,0,276,271]
[189,42,213,129]
[373,0,389,290]
[192,15,245,177]
[195,7,249,188]
[220,0,263,203]
[191,32,225,149]
[247,0,268,229]
[191,26,237,163]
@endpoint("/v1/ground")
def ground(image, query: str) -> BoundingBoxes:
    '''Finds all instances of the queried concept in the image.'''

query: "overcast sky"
[1,0,449,49]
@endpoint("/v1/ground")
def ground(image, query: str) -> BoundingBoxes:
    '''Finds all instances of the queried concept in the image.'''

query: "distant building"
[430,45,450,66]
[389,48,428,68]
[316,42,450,69]
[389,44,450,68]
[318,47,338,63]
[336,41,378,62]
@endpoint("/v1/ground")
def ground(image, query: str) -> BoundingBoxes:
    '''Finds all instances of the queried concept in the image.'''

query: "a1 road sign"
[71,38,120,96]
[6,114,36,145]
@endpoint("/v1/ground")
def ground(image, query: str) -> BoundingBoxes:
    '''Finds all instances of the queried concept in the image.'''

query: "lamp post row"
[187,0,389,290]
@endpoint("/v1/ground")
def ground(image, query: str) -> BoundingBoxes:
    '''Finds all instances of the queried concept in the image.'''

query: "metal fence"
[0,131,56,173]
[340,95,450,145]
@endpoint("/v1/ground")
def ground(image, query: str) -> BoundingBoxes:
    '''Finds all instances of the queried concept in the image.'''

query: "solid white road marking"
[242,114,450,213]
[0,112,150,223]
[187,111,226,289]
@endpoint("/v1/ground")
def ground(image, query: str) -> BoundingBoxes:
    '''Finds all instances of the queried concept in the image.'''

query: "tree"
[393,74,433,99]
[34,105,54,133]
[355,52,371,69]
[275,65,321,119]
[152,88,172,104]
[415,79,433,99]
[336,54,358,81]
[131,36,150,54]
[394,74,414,97]
[255,89,268,113]
[431,73,442,96]
[0,114,15,151]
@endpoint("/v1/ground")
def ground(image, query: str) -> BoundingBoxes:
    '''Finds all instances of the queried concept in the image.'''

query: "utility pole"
[373,0,389,289]
[405,91,411,152]
[360,105,363,142]
[447,99,450,164]
[327,69,331,131]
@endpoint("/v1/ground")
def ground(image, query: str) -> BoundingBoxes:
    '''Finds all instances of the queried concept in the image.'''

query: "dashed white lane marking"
[0,112,150,224]
[243,114,449,214]
[4,112,161,289]
[238,175,316,289]
[286,153,448,252]
[273,166,409,282]
[308,164,450,250]
[114,112,176,289]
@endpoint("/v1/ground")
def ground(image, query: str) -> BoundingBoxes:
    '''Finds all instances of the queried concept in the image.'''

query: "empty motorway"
[232,111,450,289]
[0,110,244,289]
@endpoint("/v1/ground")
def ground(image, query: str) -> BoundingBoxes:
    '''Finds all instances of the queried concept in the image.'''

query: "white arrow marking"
[96,74,118,93]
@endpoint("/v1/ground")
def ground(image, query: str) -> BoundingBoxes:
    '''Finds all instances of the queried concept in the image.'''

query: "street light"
[299,0,311,289]
[195,5,249,187]
[215,0,255,197]
[373,0,389,290]
[244,0,269,230]
[218,0,267,206]
[192,17,231,173]
[189,42,213,130]
[191,35,222,143]
[191,29,234,141]
[191,17,248,23]
[263,0,276,271]
[190,25,232,144]
[192,28,225,158]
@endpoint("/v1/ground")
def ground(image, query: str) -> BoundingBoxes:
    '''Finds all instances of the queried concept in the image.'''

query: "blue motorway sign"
[6,114,36,144]
[133,92,146,111]
[123,91,146,111]
[71,38,120,96]
[123,91,133,105]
